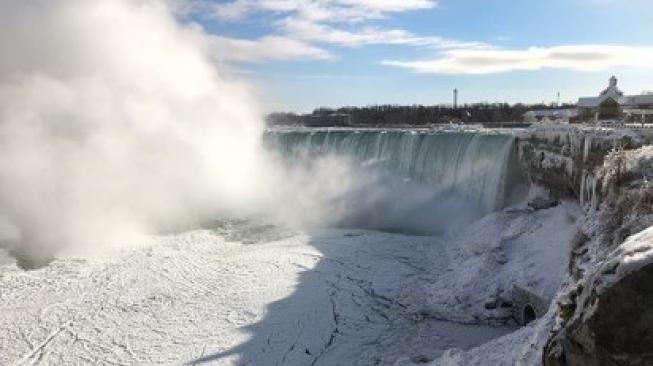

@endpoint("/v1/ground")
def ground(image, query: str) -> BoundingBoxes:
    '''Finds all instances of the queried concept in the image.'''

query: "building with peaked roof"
[577,76,653,122]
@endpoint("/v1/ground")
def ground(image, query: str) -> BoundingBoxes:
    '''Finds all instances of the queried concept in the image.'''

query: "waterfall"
[266,129,526,223]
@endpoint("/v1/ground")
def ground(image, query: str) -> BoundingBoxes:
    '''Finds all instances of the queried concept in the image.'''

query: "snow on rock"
[541,141,653,365]
[396,297,565,366]
[543,225,653,366]
[397,201,582,325]
[416,128,651,366]
[517,124,642,204]
[596,225,653,292]
[417,130,650,366]
[589,144,653,252]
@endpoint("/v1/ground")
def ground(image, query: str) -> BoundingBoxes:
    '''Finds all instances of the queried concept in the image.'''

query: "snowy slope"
[397,201,581,325]
[382,201,582,366]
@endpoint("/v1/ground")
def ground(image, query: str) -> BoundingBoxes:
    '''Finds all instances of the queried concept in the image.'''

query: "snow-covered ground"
[0,225,511,365]
[395,201,582,366]
[0,201,581,365]
[417,201,581,325]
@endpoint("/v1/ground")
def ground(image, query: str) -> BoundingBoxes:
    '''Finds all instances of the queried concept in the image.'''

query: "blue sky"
[190,0,653,112]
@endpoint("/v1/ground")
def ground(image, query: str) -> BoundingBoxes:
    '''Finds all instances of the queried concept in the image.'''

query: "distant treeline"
[266,103,576,126]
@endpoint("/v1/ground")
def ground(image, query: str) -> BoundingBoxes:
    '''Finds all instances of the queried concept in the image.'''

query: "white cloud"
[199,0,458,50]
[188,2,653,76]
[210,0,253,20]
[382,45,653,74]
[207,0,437,21]
[280,17,489,49]
[208,0,301,20]
[207,34,333,62]
[188,0,485,64]
[338,0,436,12]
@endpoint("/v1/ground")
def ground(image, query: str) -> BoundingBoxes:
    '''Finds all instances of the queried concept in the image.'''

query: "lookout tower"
[453,88,458,109]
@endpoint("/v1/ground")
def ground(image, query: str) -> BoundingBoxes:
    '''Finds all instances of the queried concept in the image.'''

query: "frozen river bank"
[0,226,513,365]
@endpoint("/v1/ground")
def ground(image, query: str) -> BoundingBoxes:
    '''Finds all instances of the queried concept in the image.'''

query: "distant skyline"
[187,0,653,112]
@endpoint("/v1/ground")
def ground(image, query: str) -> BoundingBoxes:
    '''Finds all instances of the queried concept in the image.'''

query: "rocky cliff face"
[544,228,653,366]
[516,127,653,366]
[516,125,640,206]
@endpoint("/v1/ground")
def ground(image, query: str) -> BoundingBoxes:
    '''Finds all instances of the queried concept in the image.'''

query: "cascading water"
[265,129,527,234]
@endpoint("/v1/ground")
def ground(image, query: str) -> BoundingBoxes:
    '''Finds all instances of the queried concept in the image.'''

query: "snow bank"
[399,202,581,325]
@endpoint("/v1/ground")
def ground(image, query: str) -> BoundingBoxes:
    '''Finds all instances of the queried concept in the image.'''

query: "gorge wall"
[516,125,653,366]
[516,125,640,207]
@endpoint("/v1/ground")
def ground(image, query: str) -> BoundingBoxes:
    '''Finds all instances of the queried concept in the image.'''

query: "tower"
[600,75,623,97]
[453,88,458,109]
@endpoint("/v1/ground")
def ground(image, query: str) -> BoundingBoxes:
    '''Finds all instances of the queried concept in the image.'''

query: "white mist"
[0,0,267,264]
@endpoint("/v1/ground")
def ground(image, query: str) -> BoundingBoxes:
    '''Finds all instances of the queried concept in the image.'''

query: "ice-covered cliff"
[423,125,653,366]
[516,124,642,209]
[542,142,653,366]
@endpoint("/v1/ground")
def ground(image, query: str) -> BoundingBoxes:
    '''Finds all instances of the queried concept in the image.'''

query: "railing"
[597,120,624,128]
[624,123,653,129]
[592,120,653,130]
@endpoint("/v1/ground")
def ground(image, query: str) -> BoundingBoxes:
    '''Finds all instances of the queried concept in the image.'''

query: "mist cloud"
[0,0,492,268]
[0,0,269,265]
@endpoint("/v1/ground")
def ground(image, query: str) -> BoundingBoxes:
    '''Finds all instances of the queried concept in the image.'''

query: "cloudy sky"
[189,0,653,112]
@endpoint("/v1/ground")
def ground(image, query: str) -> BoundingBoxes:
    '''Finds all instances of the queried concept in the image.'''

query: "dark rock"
[493,249,509,265]
[344,233,362,237]
[411,355,431,363]
[528,197,560,211]
[484,301,498,310]
[500,300,513,308]
[544,262,653,366]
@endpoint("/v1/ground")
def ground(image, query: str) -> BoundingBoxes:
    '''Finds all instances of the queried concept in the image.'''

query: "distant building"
[523,109,578,123]
[304,113,351,127]
[577,76,653,122]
